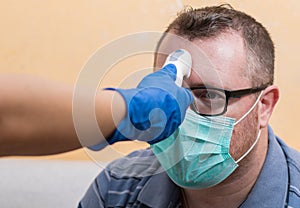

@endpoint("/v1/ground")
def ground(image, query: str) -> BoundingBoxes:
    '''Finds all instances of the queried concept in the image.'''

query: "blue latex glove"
[105,64,194,145]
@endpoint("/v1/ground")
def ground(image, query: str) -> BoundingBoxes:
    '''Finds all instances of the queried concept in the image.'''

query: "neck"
[183,127,269,208]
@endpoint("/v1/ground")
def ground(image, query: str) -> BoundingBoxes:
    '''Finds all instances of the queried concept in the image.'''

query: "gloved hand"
[106,63,194,145]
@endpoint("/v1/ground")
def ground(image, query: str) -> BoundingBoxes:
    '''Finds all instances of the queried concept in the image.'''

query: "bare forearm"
[0,74,81,156]
[0,74,125,156]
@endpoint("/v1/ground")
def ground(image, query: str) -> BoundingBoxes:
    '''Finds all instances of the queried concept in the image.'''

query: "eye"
[191,88,227,115]
[204,91,220,99]
[193,89,225,101]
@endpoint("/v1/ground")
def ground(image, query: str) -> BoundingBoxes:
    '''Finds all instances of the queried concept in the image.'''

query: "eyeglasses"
[189,83,270,116]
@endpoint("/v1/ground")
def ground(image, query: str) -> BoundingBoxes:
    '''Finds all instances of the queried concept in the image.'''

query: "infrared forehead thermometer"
[163,49,192,86]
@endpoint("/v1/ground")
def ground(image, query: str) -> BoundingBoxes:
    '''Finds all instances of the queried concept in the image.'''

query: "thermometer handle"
[163,49,192,86]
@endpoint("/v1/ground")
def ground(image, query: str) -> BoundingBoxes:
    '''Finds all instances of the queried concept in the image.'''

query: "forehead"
[155,32,249,89]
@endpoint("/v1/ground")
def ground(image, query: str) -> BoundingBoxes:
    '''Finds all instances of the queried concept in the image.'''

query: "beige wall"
[1,0,300,161]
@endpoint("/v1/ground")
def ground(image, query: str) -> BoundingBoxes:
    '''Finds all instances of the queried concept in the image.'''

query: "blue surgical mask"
[151,92,262,189]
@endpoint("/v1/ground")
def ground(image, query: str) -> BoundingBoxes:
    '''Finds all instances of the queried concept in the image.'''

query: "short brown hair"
[156,5,275,86]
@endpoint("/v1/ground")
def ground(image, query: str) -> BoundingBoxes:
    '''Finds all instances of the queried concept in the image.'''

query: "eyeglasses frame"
[189,83,270,116]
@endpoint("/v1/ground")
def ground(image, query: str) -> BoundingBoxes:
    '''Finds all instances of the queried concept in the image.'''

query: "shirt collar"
[240,126,289,207]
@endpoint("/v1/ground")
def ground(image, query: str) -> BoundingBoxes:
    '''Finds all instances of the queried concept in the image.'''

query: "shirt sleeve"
[78,169,110,208]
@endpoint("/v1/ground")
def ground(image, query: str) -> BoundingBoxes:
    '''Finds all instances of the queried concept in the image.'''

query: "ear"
[258,85,280,128]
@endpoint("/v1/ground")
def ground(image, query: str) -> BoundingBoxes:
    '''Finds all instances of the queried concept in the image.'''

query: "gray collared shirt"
[79,126,300,207]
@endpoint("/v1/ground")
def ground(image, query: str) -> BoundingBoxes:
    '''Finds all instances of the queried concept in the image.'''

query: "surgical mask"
[151,92,262,189]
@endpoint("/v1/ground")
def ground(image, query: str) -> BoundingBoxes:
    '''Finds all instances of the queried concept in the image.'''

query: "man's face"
[155,31,260,162]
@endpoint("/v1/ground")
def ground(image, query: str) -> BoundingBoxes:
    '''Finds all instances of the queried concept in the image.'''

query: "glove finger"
[158,64,177,81]
[137,64,177,88]
[177,88,194,121]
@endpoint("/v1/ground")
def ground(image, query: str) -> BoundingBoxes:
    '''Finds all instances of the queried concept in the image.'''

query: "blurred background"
[1,0,299,161]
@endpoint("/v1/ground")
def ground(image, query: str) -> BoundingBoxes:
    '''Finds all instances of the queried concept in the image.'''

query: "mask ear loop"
[236,130,261,163]
[234,90,264,163]
[234,91,264,126]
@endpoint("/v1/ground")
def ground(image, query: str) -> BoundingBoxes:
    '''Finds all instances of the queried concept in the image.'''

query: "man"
[79,5,300,208]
